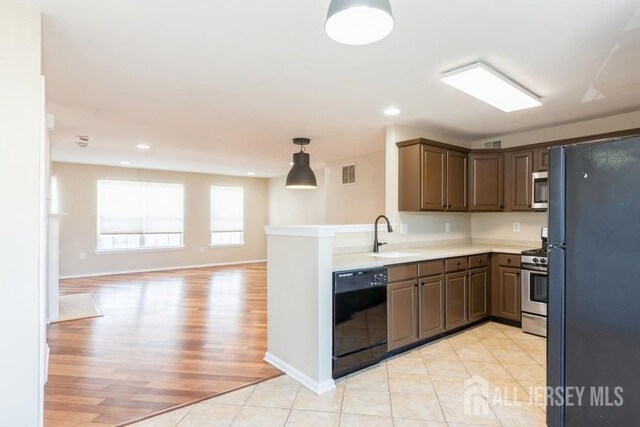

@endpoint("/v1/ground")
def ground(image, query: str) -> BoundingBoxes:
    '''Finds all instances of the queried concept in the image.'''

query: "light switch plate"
[79,252,86,260]
[513,222,521,232]
[445,222,451,233]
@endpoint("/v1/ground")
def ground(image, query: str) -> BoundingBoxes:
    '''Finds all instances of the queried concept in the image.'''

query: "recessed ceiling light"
[441,62,541,112]
[247,172,255,176]
[136,144,150,150]
[325,0,394,45]
[384,107,400,116]
[289,162,294,166]
[120,161,130,165]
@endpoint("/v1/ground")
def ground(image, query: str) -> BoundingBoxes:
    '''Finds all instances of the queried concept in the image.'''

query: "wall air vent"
[483,140,502,149]
[342,164,356,185]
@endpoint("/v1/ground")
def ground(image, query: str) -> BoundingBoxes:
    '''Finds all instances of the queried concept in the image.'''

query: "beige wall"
[53,162,269,277]
[0,2,45,424]
[324,150,385,224]
[268,169,327,226]
[471,110,640,149]
[471,212,547,246]
[268,150,386,226]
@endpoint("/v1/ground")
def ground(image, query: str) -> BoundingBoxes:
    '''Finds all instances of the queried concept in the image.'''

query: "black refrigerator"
[547,136,640,426]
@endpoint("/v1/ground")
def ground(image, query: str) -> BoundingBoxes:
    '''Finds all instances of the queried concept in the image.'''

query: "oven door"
[521,267,548,316]
[532,171,549,210]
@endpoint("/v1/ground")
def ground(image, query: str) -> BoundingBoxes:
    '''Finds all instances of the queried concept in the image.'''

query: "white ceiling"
[31,0,640,177]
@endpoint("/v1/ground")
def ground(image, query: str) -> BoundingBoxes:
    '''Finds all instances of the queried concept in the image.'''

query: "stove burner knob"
[541,259,547,264]
[532,257,539,263]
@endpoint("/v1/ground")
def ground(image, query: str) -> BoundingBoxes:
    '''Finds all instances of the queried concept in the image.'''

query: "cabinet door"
[387,280,418,351]
[446,150,467,211]
[421,145,447,211]
[534,147,549,172]
[469,267,490,323]
[469,153,503,211]
[508,151,533,211]
[497,267,521,321]
[418,275,445,339]
[398,144,422,211]
[445,271,468,331]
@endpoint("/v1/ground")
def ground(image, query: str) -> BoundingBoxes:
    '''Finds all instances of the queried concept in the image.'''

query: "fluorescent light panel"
[441,62,541,112]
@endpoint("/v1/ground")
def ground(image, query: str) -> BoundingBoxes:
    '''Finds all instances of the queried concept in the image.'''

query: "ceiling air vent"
[342,164,356,185]
[483,140,502,149]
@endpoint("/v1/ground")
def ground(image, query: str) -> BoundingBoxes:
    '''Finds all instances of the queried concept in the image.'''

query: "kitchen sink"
[368,251,417,259]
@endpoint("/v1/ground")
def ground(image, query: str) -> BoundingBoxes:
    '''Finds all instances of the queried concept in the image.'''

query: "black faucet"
[373,215,393,253]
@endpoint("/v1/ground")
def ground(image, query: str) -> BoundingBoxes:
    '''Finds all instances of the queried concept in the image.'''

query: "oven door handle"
[521,265,548,273]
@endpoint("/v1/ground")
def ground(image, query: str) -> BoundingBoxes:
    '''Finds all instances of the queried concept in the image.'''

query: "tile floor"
[131,321,547,427]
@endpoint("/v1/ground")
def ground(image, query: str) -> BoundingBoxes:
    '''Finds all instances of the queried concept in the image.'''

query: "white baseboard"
[60,259,267,279]
[264,352,335,395]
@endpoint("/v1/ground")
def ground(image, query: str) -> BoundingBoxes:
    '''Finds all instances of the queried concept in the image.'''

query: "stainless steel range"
[521,227,548,337]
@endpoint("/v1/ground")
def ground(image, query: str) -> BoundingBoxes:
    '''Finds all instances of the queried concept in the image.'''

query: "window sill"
[209,243,245,249]
[95,246,186,255]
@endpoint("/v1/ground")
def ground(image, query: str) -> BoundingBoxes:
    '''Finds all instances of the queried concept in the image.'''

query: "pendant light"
[286,138,317,189]
[325,0,394,45]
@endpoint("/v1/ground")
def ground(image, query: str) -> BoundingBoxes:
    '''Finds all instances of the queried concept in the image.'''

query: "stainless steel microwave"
[532,171,548,210]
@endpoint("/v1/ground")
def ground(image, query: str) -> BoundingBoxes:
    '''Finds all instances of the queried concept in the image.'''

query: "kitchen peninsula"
[263,224,532,395]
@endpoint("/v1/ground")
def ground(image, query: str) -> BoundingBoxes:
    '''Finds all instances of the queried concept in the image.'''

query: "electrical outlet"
[445,222,451,233]
[79,252,86,260]
[199,247,205,253]
[513,222,521,232]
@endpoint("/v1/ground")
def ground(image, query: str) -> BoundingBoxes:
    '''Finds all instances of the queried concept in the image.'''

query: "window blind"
[211,186,243,232]
[98,180,183,235]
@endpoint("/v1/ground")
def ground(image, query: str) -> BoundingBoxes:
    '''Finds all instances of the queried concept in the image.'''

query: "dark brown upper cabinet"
[468,153,504,211]
[534,147,549,172]
[397,139,469,212]
[421,145,447,210]
[446,150,468,211]
[506,150,533,211]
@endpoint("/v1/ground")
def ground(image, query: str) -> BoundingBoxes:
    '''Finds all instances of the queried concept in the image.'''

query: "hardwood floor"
[45,263,281,426]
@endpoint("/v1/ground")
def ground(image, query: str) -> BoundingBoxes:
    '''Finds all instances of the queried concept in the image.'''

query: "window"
[50,175,59,214]
[97,180,184,251]
[211,185,244,246]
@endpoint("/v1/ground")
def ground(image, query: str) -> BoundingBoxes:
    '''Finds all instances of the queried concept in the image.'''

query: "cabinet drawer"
[498,254,521,268]
[468,254,489,269]
[445,257,468,272]
[388,263,417,282]
[418,260,444,277]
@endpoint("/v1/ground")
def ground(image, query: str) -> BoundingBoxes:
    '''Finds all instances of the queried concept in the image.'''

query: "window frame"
[210,184,245,248]
[95,179,185,252]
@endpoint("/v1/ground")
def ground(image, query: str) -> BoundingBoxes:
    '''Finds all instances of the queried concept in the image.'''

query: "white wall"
[383,124,476,245]
[471,212,547,246]
[0,2,45,425]
[268,150,386,226]
[53,162,269,277]
[471,110,640,149]
[268,169,327,226]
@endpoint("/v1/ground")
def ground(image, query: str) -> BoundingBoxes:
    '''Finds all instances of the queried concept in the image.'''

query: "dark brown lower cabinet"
[468,267,490,322]
[445,271,468,330]
[418,274,445,339]
[497,267,521,321]
[387,280,418,351]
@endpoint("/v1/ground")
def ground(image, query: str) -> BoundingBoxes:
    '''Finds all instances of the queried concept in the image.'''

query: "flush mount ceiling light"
[384,106,400,116]
[120,161,130,165]
[136,144,150,150]
[325,0,394,45]
[286,138,317,189]
[441,62,542,112]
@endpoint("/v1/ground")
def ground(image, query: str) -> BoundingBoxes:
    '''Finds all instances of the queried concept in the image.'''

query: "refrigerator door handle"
[548,244,566,250]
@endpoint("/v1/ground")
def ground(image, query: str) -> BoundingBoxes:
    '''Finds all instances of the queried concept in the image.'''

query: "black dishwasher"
[333,267,388,379]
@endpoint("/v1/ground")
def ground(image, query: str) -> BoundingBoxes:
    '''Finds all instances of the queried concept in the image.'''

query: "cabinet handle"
[500,205,504,209]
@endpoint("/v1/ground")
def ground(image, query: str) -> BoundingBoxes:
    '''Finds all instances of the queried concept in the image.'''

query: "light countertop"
[332,244,533,272]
